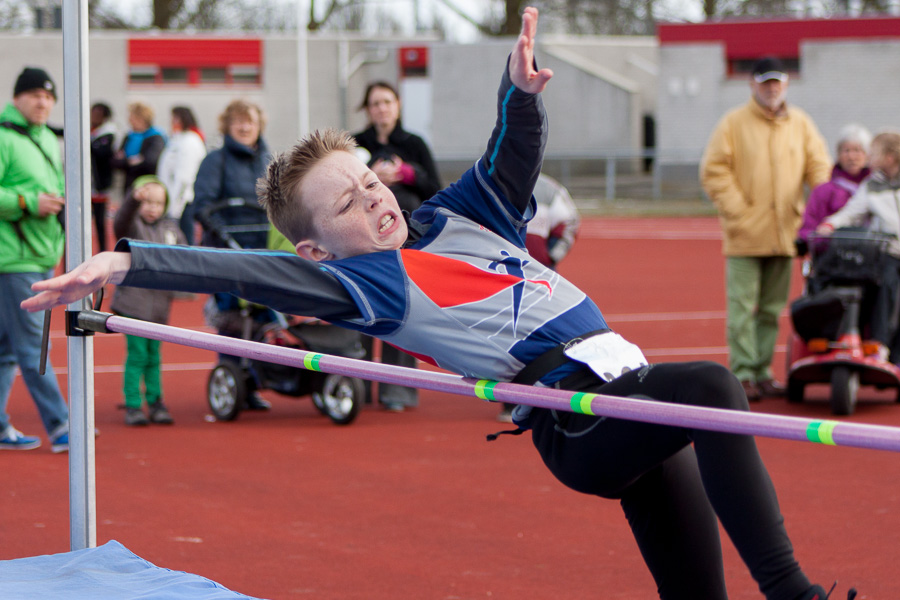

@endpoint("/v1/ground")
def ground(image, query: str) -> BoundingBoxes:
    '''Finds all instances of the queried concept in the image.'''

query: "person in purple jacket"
[22,9,851,600]
[796,123,871,254]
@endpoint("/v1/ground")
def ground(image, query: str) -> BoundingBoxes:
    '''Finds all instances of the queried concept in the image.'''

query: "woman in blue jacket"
[193,99,271,250]
[192,99,273,410]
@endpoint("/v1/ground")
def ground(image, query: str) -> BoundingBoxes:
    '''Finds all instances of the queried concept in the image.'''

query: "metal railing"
[435,148,707,203]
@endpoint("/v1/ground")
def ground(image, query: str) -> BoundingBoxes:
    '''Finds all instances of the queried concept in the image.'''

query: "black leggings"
[529,361,810,600]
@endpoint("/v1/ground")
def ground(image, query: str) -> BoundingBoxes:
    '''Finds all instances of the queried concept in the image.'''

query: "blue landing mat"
[0,540,265,599]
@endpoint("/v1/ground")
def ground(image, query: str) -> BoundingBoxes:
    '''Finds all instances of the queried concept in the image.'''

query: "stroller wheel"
[830,366,859,416]
[313,374,363,426]
[208,362,248,421]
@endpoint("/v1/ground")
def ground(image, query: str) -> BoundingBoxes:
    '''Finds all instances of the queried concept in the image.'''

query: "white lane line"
[50,362,216,375]
[580,230,723,240]
[606,310,726,323]
[578,222,722,240]
[49,326,215,340]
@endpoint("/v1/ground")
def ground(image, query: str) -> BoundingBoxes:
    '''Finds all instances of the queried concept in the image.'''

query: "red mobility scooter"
[786,229,900,415]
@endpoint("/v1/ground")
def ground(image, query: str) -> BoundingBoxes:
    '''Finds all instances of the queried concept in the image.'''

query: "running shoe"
[0,426,41,450]
[148,401,174,425]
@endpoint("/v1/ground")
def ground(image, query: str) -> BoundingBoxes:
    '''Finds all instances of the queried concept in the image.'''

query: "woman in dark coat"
[352,81,441,214]
[352,82,442,411]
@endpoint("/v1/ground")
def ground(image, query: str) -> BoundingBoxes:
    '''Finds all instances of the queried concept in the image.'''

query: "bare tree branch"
[433,0,499,34]
[308,0,351,31]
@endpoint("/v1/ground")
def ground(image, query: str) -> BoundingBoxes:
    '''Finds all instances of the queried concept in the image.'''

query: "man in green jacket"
[700,57,831,402]
[0,67,69,452]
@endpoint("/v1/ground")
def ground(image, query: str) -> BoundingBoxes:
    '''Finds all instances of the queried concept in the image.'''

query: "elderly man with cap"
[700,57,831,401]
[0,66,69,452]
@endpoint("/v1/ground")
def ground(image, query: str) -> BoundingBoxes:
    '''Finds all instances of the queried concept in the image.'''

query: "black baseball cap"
[751,57,788,83]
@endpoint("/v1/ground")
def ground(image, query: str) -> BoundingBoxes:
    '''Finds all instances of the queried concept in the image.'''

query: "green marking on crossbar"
[806,420,837,445]
[570,392,596,415]
[474,380,498,401]
[303,353,323,371]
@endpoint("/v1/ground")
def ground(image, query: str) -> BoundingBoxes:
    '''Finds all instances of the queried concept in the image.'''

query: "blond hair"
[218,99,266,136]
[257,128,357,245]
[128,102,154,127]
[872,130,900,163]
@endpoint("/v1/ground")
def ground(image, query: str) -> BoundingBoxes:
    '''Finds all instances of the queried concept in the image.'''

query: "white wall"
[1,30,655,166]
[658,37,900,173]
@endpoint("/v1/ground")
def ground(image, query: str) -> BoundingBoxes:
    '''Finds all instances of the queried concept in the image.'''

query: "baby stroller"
[197,198,367,425]
[786,228,900,415]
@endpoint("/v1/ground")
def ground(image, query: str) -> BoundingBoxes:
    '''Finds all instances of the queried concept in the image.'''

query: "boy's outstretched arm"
[23,242,362,321]
[21,251,131,312]
[479,7,554,217]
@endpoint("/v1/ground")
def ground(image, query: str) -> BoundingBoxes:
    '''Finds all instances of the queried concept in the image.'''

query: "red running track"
[2,216,898,599]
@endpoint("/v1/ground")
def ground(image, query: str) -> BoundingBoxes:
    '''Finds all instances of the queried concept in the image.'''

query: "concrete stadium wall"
[0,30,653,172]
[657,37,900,181]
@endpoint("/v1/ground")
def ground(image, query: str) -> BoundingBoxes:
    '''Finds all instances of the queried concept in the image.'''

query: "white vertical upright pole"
[61,0,96,551]
[297,0,311,139]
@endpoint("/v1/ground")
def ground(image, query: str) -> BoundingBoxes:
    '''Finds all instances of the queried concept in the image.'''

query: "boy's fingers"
[32,269,80,290]
[520,7,538,43]
[30,275,65,291]
[21,291,58,312]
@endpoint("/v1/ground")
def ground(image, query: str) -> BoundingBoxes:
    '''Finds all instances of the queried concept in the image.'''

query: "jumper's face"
[13,89,55,126]
[296,150,407,261]
[751,77,788,113]
[365,86,400,131]
[228,109,261,148]
[837,141,868,177]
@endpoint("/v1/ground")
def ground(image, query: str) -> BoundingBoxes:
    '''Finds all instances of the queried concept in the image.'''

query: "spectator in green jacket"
[0,67,69,453]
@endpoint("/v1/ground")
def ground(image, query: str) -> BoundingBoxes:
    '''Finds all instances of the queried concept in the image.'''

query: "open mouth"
[378,213,395,234]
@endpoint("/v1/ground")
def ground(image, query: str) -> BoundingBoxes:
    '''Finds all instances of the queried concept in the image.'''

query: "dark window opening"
[729,57,801,78]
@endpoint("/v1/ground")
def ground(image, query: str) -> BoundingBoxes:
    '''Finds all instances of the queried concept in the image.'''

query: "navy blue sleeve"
[411,59,545,247]
[118,240,362,321]
[482,59,547,216]
[317,251,409,336]
[406,133,442,201]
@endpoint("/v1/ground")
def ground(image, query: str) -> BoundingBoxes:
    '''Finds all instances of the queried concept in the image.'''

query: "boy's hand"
[20,252,132,312]
[509,7,553,94]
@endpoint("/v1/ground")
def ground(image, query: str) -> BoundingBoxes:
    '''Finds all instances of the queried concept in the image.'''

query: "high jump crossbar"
[74,311,900,453]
